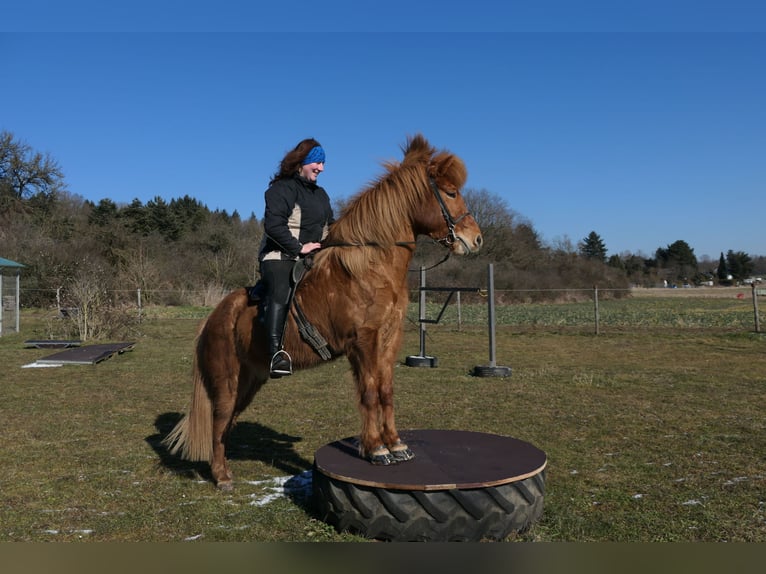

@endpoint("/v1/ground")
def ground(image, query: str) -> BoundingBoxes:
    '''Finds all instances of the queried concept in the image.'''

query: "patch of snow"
[184,534,204,541]
[246,470,313,507]
[723,476,749,486]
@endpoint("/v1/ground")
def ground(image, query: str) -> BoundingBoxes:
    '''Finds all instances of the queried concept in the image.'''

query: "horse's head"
[406,135,483,255]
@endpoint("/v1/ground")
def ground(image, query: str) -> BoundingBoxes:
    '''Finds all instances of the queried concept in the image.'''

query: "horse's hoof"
[370,453,395,465]
[390,447,415,462]
[368,446,396,466]
[216,481,234,492]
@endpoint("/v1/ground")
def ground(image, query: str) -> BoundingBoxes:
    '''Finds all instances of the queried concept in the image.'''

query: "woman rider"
[258,138,334,378]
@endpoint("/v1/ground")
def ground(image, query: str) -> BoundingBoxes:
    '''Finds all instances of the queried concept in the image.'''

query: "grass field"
[1,290,764,542]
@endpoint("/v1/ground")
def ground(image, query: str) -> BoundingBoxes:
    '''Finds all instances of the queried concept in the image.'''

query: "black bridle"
[428,177,472,252]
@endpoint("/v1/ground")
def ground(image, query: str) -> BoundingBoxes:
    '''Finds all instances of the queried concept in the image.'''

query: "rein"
[318,240,450,271]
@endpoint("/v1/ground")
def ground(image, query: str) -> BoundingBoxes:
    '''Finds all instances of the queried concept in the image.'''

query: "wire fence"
[14,283,766,337]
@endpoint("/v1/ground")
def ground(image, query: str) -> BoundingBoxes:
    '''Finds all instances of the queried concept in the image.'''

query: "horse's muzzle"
[453,232,482,255]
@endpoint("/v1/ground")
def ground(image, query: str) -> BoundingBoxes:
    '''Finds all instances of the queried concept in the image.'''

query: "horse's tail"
[162,322,214,462]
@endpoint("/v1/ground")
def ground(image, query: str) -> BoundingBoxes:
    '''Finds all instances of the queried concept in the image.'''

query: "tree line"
[2,131,764,316]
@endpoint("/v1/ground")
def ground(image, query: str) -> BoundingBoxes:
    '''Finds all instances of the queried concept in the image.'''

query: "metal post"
[473,263,511,377]
[418,267,427,356]
[0,274,4,336]
[15,272,20,333]
[753,283,761,333]
[594,284,600,335]
[487,263,497,368]
[406,266,438,367]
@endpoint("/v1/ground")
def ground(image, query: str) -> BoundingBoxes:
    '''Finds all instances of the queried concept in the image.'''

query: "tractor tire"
[312,465,545,542]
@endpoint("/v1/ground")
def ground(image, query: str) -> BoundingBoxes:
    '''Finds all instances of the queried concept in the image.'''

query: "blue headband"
[302,146,326,165]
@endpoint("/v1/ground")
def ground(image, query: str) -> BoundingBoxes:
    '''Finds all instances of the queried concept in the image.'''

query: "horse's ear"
[429,152,468,190]
[404,133,429,154]
[401,134,434,165]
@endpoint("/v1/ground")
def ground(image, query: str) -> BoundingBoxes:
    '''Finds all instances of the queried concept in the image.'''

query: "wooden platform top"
[24,340,82,349]
[35,342,135,365]
[314,429,547,491]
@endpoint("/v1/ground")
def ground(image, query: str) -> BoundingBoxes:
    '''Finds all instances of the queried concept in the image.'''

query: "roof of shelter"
[0,257,25,268]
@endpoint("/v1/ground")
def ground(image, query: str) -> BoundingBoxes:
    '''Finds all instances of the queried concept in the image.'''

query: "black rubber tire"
[312,465,545,542]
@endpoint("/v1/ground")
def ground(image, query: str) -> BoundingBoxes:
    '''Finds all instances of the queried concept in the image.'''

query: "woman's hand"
[300,242,321,255]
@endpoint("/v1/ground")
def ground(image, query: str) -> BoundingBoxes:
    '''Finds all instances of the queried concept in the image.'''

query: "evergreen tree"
[579,231,607,262]
[726,250,753,281]
[122,198,151,235]
[88,198,119,227]
[717,252,728,282]
[656,240,698,283]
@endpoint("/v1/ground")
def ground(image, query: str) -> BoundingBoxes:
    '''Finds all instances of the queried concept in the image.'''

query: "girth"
[289,258,332,360]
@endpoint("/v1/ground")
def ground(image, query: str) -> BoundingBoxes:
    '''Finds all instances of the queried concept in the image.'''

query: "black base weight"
[405,355,438,368]
[473,365,512,377]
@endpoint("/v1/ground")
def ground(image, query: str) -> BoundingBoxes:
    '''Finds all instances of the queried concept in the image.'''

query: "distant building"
[0,257,25,336]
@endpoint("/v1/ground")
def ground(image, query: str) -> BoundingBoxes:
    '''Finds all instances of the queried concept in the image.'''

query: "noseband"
[428,177,472,251]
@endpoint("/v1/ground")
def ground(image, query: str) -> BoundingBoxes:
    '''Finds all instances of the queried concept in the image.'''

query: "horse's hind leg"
[211,366,265,490]
[210,384,237,490]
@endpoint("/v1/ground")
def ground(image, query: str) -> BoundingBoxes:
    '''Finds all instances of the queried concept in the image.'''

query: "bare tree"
[64,264,109,341]
[0,131,66,213]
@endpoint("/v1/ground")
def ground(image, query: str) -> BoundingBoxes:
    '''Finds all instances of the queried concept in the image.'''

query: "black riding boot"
[265,301,292,378]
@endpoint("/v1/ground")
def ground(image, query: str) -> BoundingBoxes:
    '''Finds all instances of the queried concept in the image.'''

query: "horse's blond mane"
[316,135,440,277]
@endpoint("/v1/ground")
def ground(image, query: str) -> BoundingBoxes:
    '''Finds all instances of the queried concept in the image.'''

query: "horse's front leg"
[377,352,415,463]
[349,337,393,465]
[357,373,394,465]
[350,334,413,465]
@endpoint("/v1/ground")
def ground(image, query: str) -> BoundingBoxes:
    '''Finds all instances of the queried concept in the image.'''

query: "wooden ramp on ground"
[35,342,136,365]
[24,340,82,349]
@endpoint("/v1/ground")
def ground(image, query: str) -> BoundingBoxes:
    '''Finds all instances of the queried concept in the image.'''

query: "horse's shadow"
[146,412,314,491]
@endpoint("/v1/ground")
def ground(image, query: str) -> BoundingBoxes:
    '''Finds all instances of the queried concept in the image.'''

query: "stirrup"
[270,349,292,378]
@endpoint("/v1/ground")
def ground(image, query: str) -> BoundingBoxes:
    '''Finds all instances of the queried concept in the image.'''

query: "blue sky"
[2,2,765,260]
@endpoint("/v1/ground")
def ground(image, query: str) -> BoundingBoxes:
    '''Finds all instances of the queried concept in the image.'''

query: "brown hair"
[271,138,322,183]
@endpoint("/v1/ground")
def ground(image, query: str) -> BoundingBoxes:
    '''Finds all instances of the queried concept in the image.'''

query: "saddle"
[246,255,332,361]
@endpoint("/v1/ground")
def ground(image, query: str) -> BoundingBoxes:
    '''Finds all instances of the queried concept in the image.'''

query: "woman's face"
[299,161,324,182]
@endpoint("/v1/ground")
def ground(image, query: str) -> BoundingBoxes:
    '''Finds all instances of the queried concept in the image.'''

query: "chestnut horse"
[162,134,483,490]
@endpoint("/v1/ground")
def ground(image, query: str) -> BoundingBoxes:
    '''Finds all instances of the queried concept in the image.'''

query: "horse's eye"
[444,190,457,199]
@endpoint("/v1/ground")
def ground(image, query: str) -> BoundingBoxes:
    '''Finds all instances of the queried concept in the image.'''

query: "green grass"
[1,297,764,542]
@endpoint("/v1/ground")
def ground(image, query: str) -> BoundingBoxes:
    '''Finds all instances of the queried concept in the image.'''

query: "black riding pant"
[260,259,294,306]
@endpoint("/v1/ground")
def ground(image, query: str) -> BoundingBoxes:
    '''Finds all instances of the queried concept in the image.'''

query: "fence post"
[56,286,62,316]
[753,283,761,333]
[137,288,142,323]
[593,285,600,335]
[457,290,462,330]
[15,272,20,332]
